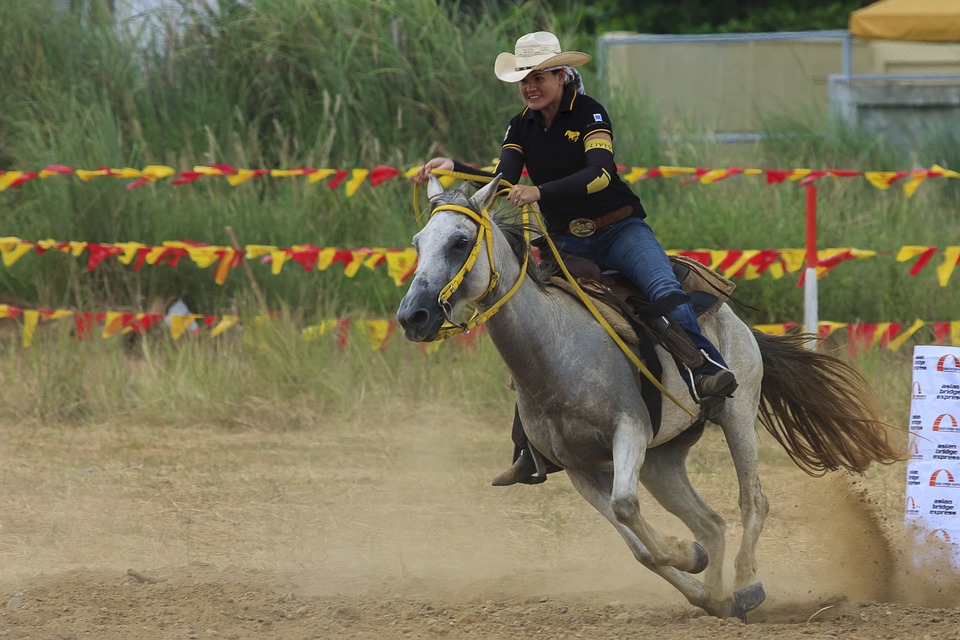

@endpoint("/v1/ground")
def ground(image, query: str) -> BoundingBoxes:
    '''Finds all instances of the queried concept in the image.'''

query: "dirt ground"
[2,404,960,640]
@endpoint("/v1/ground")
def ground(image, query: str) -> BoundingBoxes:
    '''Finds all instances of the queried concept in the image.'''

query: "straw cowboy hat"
[494,31,591,83]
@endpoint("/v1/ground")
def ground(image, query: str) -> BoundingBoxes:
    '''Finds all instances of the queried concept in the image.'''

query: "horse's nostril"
[398,307,426,329]
[408,309,429,328]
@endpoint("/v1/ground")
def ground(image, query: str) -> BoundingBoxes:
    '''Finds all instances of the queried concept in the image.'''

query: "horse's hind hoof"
[730,582,766,621]
[688,541,709,574]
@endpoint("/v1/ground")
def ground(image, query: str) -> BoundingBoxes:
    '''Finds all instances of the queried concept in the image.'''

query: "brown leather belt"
[567,205,634,238]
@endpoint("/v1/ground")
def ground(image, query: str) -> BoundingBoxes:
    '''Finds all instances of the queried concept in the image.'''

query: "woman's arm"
[537,131,616,201]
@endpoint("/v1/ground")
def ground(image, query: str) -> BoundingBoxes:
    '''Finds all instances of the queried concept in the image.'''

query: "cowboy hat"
[494,31,591,83]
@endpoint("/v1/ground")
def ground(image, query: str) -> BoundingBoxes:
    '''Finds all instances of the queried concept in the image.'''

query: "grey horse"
[396,175,903,620]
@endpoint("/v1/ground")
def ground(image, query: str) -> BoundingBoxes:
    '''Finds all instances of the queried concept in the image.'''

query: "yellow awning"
[850,0,960,42]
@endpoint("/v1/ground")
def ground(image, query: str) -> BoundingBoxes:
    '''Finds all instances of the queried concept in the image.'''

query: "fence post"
[804,184,819,350]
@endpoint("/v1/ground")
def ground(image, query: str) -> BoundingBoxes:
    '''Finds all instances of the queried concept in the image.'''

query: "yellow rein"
[412,169,694,417]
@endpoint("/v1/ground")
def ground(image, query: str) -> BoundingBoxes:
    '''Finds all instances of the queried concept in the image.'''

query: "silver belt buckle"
[568,218,596,238]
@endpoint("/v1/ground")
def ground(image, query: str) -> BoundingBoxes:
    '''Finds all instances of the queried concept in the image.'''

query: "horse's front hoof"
[688,541,709,574]
[730,582,766,621]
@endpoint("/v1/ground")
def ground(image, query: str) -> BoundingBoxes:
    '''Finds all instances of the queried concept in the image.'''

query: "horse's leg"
[716,400,769,618]
[638,426,726,598]
[608,417,707,574]
[566,469,733,618]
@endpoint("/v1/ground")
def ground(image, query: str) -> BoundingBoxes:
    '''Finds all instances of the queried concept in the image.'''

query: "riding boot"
[491,407,562,486]
[664,305,738,421]
[491,445,545,486]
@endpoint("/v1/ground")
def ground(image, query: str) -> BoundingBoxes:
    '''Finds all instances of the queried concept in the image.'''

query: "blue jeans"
[552,217,727,374]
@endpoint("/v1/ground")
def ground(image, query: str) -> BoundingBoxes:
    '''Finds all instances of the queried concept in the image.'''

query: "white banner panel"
[906,345,960,565]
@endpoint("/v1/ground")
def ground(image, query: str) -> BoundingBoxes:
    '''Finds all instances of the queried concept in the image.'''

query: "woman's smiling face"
[519,69,565,111]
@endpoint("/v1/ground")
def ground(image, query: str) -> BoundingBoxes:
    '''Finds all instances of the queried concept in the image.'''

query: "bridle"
[427,200,530,340]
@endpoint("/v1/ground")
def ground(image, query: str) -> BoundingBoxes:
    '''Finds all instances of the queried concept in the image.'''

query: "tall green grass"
[0,0,938,485]
[0,0,956,329]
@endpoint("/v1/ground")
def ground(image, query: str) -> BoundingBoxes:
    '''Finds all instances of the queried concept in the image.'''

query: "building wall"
[600,32,960,137]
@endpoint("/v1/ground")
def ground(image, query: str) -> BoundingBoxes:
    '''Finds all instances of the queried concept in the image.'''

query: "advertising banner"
[906,346,960,563]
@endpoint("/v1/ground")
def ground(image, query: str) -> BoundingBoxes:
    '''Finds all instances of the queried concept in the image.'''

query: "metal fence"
[598,30,960,147]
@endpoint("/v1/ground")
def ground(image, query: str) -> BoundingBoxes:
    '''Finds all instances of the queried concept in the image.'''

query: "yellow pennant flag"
[622,167,648,183]
[0,238,34,266]
[270,169,308,178]
[361,320,391,350]
[22,310,39,347]
[142,165,176,182]
[213,248,236,285]
[301,319,340,341]
[752,323,791,335]
[169,314,201,340]
[903,171,928,197]
[114,242,147,264]
[864,172,898,190]
[951,321,960,347]
[0,172,26,191]
[818,321,847,339]
[226,169,258,186]
[658,166,697,178]
[307,169,337,184]
[101,312,127,338]
[210,315,239,338]
[383,249,418,285]
[896,246,933,262]
[938,247,960,286]
[343,251,370,277]
[345,169,369,196]
[184,246,223,269]
[244,245,278,259]
[932,163,960,179]
[888,319,925,351]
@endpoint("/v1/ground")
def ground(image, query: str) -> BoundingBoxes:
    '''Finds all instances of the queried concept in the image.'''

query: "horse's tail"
[752,329,907,477]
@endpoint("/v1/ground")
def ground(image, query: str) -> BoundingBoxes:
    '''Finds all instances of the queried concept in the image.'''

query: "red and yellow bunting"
[2,236,958,286]
[0,237,419,286]
[2,303,959,352]
[1,162,958,197]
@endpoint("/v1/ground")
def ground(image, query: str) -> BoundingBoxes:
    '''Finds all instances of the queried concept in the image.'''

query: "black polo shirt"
[499,85,645,234]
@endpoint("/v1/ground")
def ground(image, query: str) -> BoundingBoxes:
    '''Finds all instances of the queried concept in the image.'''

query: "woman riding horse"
[413,31,737,486]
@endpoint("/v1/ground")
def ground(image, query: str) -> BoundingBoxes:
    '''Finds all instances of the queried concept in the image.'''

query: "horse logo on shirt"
[565,130,580,142]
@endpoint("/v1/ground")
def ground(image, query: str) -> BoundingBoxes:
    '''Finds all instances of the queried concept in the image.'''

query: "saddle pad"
[548,276,639,346]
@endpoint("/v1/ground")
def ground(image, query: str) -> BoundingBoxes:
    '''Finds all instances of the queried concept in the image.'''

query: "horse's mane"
[492,213,554,288]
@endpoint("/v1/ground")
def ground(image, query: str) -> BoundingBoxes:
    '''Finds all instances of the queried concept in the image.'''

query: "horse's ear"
[426,175,445,202]
[469,174,501,213]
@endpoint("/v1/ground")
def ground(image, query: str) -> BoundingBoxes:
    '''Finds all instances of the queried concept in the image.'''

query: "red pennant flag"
[73,313,94,340]
[289,245,321,271]
[933,322,951,344]
[172,171,204,185]
[679,168,711,186]
[676,251,712,266]
[326,170,350,189]
[8,172,40,188]
[907,247,938,276]
[86,244,124,270]
[368,165,402,186]
[765,170,793,184]
[42,164,75,175]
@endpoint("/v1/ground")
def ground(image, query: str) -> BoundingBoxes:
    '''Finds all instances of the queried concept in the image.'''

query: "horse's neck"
[478,233,610,383]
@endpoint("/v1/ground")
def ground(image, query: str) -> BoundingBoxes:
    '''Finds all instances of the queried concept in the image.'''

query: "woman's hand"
[412,157,454,184]
[507,185,541,208]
